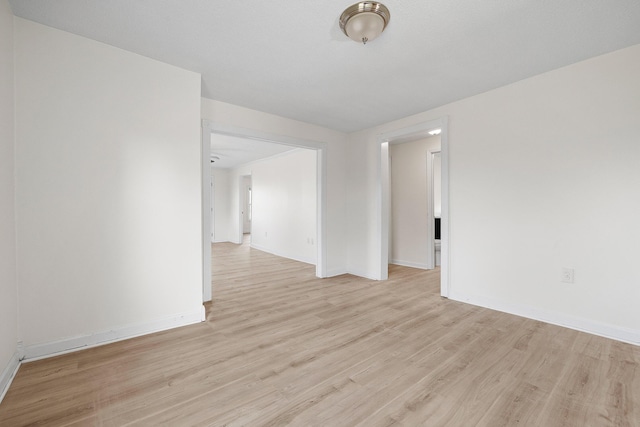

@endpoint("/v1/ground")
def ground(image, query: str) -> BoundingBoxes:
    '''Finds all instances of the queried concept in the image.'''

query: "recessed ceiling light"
[428,129,442,136]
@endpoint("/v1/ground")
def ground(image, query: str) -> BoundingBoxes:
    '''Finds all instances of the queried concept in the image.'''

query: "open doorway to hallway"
[388,134,441,271]
[379,118,449,297]
[202,122,329,302]
[209,144,318,299]
[215,146,317,263]
[241,174,252,239]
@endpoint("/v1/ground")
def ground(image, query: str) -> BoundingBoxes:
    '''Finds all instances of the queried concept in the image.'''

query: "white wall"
[348,44,640,344]
[211,167,230,243]
[202,99,347,276]
[345,132,381,278]
[389,136,440,268]
[231,149,317,264]
[14,18,204,357]
[0,0,19,398]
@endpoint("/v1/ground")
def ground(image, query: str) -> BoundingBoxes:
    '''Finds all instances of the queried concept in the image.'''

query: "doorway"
[430,151,442,267]
[201,121,328,303]
[241,175,252,236]
[210,175,215,243]
[388,135,441,270]
[378,118,450,297]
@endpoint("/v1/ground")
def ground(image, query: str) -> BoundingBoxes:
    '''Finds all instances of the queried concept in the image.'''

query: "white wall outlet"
[561,268,575,283]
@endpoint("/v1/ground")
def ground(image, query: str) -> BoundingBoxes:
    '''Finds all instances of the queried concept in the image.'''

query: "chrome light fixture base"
[339,2,390,45]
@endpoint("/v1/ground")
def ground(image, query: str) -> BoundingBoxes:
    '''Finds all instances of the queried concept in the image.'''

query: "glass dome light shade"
[339,2,390,45]
[345,12,385,44]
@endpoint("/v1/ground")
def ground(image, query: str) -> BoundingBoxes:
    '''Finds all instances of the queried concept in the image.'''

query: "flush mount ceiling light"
[339,2,390,45]
[428,129,442,136]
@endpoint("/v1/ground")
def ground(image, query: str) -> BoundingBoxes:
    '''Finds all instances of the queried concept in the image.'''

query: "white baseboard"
[250,243,315,266]
[23,307,205,362]
[324,268,348,277]
[390,259,431,270]
[449,291,640,346]
[0,350,21,404]
[346,266,381,281]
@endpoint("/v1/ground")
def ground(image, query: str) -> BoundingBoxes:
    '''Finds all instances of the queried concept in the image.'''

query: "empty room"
[1,1,640,425]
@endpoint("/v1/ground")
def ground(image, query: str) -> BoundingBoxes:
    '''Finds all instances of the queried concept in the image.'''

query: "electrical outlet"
[561,268,574,283]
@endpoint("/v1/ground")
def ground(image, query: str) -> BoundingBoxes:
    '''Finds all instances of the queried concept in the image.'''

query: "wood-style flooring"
[1,238,639,426]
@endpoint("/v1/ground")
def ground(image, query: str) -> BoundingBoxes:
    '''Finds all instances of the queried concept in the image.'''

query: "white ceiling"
[210,134,296,169]
[9,1,640,133]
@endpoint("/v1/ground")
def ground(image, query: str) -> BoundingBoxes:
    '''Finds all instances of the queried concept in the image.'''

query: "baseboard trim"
[0,351,21,404]
[449,291,640,346]
[23,307,205,362]
[390,259,431,270]
[346,267,380,281]
[250,243,315,266]
[324,268,348,277]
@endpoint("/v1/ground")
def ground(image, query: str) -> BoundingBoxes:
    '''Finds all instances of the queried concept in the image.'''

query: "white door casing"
[378,117,450,297]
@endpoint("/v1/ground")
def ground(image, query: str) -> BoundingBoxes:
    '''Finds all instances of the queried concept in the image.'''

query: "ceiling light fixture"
[339,2,390,45]
[429,129,442,136]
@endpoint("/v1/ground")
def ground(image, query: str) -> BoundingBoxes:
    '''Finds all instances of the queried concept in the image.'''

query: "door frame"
[210,174,215,243]
[201,120,328,302]
[239,174,252,238]
[426,148,441,270]
[377,117,450,297]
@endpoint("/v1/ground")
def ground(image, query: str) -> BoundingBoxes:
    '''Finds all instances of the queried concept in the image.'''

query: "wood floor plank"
[1,237,639,426]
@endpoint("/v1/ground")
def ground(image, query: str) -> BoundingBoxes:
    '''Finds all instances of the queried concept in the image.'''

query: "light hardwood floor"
[1,239,639,426]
